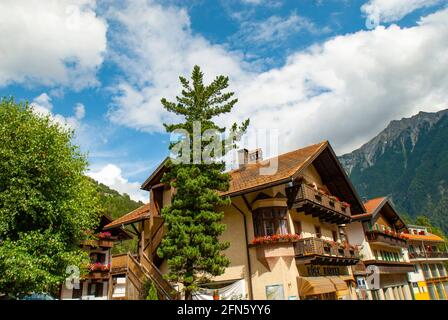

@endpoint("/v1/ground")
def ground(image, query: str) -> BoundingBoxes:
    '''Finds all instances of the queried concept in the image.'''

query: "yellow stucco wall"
[413,281,430,300]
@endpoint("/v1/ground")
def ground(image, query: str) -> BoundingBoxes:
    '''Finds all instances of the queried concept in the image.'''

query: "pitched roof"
[364,197,387,214]
[104,203,151,230]
[352,196,407,230]
[223,141,328,196]
[352,197,388,220]
[138,140,366,213]
[402,233,445,242]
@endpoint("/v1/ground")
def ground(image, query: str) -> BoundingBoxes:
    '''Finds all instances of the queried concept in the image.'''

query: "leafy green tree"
[414,215,447,241]
[145,280,159,300]
[0,98,100,298]
[157,66,249,299]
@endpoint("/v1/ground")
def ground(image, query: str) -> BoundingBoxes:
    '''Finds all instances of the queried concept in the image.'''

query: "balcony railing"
[365,230,407,247]
[286,183,351,224]
[409,251,448,260]
[294,237,359,265]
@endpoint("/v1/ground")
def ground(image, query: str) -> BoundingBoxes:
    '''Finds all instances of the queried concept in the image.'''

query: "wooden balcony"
[409,251,448,260]
[80,239,114,248]
[294,237,359,265]
[111,253,129,274]
[85,269,110,280]
[286,183,351,224]
[365,230,407,247]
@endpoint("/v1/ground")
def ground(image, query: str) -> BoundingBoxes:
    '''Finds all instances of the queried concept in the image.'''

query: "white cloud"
[106,0,251,132]
[0,0,107,89]
[30,93,86,130]
[231,13,329,46]
[88,164,148,203]
[239,0,282,6]
[107,1,448,155]
[74,103,86,120]
[361,0,443,24]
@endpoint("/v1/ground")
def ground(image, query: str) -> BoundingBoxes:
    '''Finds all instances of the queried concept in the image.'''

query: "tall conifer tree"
[157,66,249,299]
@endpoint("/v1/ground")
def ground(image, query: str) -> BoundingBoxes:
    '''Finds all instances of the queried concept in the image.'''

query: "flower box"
[89,262,111,272]
[252,234,301,245]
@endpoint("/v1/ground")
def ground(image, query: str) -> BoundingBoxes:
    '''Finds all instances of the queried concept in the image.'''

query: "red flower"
[252,233,300,245]
[97,232,112,239]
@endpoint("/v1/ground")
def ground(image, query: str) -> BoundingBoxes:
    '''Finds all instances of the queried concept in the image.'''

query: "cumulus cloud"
[106,0,251,132]
[30,93,86,130]
[107,1,448,155]
[361,0,443,24]
[0,0,107,89]
[88,164,148,203]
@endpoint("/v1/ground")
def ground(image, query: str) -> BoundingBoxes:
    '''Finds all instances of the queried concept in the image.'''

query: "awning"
[327,276,349,291]
[298,277,336,296]
[339,275,355,282]
[298,276,350,297]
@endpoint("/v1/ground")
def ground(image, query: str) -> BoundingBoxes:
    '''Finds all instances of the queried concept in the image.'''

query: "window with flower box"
[253,207,289,237]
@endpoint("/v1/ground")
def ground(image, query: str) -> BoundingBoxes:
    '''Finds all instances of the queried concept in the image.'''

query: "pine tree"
[157,65,249,300]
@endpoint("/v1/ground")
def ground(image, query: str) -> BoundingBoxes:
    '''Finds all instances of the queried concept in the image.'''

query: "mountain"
[92,179,145,220]
[339,108,448,233]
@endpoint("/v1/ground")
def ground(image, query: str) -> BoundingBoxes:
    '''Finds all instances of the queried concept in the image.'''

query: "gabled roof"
[352,196,407,231]
[104,203,151,230]
[138,140,366,214]
[224,141,328,196]
[141,157,169,191]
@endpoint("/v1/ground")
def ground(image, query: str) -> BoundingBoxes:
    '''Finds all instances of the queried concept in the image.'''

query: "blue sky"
[1,0,448,202]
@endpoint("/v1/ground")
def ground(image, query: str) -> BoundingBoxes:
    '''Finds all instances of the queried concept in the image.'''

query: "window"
[437,264,446,277]
[423,264,431,278]
[265,284,285,300]
[430,264,439,278]
[72,282,83,299]
[429,283,438,300]
[436,283,446,300]
[338,226,347,242]
[88,282,104,297]
[315,225,322,238]
[278,209,288,234]
[90,252,106,264]
[294,221,302,235]
[253,207,288,237]
[332,230,338,242]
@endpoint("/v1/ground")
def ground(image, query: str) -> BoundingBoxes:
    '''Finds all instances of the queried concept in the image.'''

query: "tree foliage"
[157,66,249,299]
[144,280,159,300]
[92,179,143,254]
[0,98,100,298]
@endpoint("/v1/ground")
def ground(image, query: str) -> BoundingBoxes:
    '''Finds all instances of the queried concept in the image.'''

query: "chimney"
[248,148,263,163]
[238,149,248,169]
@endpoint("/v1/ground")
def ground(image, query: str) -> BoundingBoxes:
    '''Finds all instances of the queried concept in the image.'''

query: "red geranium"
[252,233,300,245]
